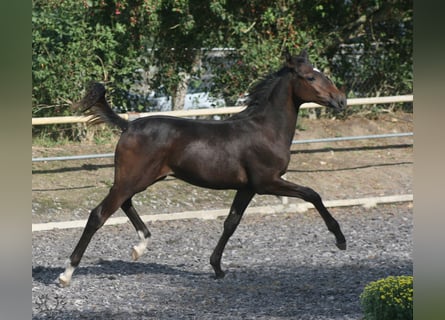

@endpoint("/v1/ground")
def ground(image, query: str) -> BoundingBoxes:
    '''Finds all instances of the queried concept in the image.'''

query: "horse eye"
[306,76,316,82]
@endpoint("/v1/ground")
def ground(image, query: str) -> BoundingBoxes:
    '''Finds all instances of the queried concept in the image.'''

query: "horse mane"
[229,66,291,120]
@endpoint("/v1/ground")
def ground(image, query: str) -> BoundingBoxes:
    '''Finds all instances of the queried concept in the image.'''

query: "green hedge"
[32,0,142,118]
[33,0,413,141]
[360,275,413,320]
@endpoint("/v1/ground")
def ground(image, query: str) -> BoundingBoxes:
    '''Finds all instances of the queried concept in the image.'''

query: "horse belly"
[170,147,248,190]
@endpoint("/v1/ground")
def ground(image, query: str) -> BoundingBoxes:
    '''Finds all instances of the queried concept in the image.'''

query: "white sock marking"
[59,260,75,286]
[132,230,149,259]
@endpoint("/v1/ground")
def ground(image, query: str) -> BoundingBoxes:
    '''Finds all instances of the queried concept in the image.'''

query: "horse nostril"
[330,92,346,110]
[338,94,347,110]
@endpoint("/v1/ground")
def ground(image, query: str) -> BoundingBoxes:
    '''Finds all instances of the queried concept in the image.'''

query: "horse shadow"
[32,259,204,286]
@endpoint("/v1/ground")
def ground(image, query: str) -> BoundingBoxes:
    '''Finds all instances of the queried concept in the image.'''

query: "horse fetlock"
[210,261,225,279]
[210,256,225,279]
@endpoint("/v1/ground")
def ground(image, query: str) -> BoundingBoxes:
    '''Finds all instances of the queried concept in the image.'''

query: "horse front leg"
[121,198,151,260]
[261,178,346,250]
[210,188,255,279]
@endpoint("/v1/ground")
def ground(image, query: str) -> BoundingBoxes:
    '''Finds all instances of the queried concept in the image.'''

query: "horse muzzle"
[329,93,347,113]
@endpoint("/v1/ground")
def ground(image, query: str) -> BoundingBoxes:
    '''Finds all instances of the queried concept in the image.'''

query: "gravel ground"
[32,202,412,319]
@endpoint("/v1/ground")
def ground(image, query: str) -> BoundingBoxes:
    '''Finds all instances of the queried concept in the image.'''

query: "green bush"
[32,1,412,141]
[32,1,144,117]
[360,275,413,320]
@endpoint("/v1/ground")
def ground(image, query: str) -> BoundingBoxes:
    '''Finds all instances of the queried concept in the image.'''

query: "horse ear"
[283,47,294,67]
[299,49,308,61]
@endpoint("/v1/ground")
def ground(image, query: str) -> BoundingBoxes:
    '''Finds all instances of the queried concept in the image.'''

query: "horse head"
[284,49,346,112]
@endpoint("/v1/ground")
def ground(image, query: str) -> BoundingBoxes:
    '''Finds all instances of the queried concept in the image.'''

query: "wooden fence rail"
[32,95,413,126]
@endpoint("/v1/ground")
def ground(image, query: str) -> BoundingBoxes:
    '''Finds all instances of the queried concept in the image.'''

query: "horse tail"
[74,82,129,131]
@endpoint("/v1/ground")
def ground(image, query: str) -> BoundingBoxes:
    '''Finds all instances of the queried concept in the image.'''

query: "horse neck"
[261,76,301,146]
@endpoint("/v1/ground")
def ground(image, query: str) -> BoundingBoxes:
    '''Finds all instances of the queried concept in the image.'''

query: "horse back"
[116,116,256,189]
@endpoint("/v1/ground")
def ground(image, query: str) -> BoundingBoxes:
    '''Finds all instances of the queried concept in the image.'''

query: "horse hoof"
[131,247,140,261]
[58,273,70,287]
[336,241,347,250]
[213,270,226,279]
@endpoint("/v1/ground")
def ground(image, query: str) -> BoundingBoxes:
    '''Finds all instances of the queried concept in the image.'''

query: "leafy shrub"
[32,0,145,140]
[360,275,413,320]
[32,0,412,141]
[33,1,134,116]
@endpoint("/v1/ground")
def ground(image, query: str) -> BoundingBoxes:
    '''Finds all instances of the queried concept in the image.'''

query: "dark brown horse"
[59,49,347,286]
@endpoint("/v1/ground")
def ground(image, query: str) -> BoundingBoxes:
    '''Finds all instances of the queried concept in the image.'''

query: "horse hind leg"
[210,188,255,279]
[260,178,346,250]
[121,198,151,260]
[58,187,128,287]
